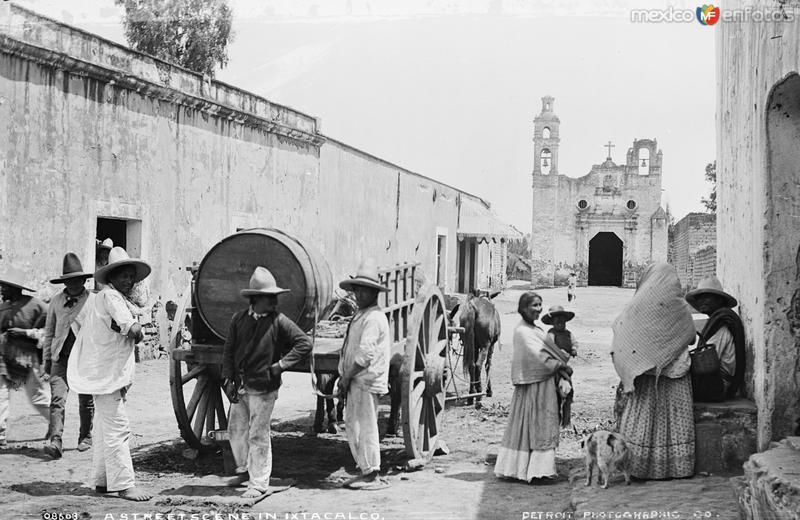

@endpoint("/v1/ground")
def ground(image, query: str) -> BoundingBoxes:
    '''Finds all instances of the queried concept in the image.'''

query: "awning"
[458,216,522,243]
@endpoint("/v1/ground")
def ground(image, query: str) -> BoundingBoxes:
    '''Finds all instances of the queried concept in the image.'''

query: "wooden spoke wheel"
[169,307,229,451]
[401,284,449,461]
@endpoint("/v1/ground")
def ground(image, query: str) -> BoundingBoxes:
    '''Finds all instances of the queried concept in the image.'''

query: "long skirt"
[618,374,695,479]
[494,378,560,481]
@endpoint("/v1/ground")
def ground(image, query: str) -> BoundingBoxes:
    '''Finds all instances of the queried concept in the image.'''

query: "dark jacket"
[0,295,48,386]
[221,309,312,393]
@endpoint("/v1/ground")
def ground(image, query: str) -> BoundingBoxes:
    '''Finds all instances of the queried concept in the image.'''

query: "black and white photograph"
[0,0,798,518]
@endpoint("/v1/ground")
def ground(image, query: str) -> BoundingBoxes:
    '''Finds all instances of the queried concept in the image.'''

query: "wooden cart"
[169,229,450,461]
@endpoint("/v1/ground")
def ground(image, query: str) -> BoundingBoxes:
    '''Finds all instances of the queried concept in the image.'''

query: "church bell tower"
[533,95,561,175]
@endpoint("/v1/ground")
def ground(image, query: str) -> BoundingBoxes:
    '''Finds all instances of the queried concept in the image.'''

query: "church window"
[542,127,551,139]
[626,200,637,210]
[578,199,588,210]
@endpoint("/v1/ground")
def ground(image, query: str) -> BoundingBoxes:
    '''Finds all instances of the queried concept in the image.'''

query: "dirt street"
[0,286,740,520]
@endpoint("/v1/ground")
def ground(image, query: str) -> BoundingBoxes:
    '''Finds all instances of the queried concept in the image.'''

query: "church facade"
[530,96,668,288]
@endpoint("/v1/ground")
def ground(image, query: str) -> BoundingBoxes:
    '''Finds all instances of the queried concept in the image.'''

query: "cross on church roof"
[605,141,615,160]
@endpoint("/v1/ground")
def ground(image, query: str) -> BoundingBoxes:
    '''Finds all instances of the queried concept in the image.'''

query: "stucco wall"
[717,0,800,447]
[531,160,665,287]
[0,3,499,314]
[317,139,463,291]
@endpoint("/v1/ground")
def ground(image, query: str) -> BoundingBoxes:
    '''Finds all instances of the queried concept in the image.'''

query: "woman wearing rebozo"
[495,291,572,482]
[612,262,696,479]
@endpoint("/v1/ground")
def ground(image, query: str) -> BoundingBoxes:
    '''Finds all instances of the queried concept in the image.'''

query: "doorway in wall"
[436,234,447,288]
[588,232,623,286]
[96,217,142,267]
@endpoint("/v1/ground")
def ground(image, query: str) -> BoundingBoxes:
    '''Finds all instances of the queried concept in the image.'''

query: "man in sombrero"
[685,277,745,402]
[67,247,151,501]
[221,266,312,498]
[40,253,95,458]
[337,258,391,491]
[0,266,51,448]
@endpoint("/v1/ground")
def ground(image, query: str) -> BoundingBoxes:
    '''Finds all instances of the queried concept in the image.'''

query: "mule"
[453,290,501,408]
[313,373,344,434]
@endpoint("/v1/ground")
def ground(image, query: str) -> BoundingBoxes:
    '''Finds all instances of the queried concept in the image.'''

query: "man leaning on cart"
[221,266,312,499]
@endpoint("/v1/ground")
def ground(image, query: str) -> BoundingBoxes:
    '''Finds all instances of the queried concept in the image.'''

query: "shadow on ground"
[8,480,95,497]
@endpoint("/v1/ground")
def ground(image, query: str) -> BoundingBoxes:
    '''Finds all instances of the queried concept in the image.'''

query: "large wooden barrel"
[194,228,333,340]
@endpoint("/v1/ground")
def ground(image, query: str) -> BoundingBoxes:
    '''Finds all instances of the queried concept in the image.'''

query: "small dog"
[581,430,631,488]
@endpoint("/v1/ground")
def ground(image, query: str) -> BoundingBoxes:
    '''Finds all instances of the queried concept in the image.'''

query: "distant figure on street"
[41,253,95,458]
[338,258,392,491]
[0,266,51,448]
[68,247,152,501]
[221,267,312,499]
[685,277,745,402]
[567,272,577,302]
[612,263,696,479]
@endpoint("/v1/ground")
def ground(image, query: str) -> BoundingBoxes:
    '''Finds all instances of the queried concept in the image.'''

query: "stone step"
[693,399,757,475]
[734,436,800,519]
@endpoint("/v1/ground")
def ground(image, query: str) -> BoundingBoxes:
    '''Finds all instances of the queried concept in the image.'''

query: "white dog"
[582,430,631,488]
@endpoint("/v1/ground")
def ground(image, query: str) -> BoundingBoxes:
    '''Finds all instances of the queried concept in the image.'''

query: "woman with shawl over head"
[495,291,572,482]
[612,263,696,479]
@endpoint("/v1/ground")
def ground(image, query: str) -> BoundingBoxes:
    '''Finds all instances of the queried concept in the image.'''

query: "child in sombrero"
[541,305,578,427]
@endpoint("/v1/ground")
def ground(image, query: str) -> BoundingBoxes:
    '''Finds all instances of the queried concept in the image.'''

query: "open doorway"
[96,217,142,268]
[436,234,447,288]
[588,232,623,286]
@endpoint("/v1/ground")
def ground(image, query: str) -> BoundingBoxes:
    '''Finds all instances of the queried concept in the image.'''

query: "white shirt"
[67,286,138,395]
[338,305,391,395]
[706,326,736,378]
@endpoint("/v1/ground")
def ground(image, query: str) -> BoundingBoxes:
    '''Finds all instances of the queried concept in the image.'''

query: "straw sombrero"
[97,238,113,251]
[685,276,737,309]
[0,265,35,292]
[541,305,575,325]
[93,247,151,285]
[50,252,92,284]
[240,267,290,297]
[339,258,389,292]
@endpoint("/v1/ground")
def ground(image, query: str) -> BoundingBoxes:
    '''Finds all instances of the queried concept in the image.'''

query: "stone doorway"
[588,232,623,286]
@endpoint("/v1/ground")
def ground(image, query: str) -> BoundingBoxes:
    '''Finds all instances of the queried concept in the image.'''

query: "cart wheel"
[402,283,448,461]
[170,357,229,450]
[169,314,229,451]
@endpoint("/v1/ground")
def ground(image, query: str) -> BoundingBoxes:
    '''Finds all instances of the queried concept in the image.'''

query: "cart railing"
[377,262,418,344]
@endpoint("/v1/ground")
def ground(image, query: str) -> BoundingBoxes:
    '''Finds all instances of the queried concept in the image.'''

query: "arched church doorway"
[588,232,623,286]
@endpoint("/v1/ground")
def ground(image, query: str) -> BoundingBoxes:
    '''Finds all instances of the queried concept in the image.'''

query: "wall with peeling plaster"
[0,4,504,322]
[717,1,800,447]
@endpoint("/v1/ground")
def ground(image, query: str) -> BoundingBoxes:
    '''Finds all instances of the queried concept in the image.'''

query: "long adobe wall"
[0,3,493,311]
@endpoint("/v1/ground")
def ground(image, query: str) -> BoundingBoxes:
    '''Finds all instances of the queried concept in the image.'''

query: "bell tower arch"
[533,95,561,175]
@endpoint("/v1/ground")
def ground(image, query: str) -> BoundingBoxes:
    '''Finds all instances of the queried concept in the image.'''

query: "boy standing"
[541,305,578,427]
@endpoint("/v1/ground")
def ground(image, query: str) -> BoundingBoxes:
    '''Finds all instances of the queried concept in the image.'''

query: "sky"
[14,0,717,232]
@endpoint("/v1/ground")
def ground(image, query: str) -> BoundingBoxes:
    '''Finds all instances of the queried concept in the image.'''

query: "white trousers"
[0,369,51,440]
[345,385,381,475]
[228,390,278,492]
[92,391,135,492]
